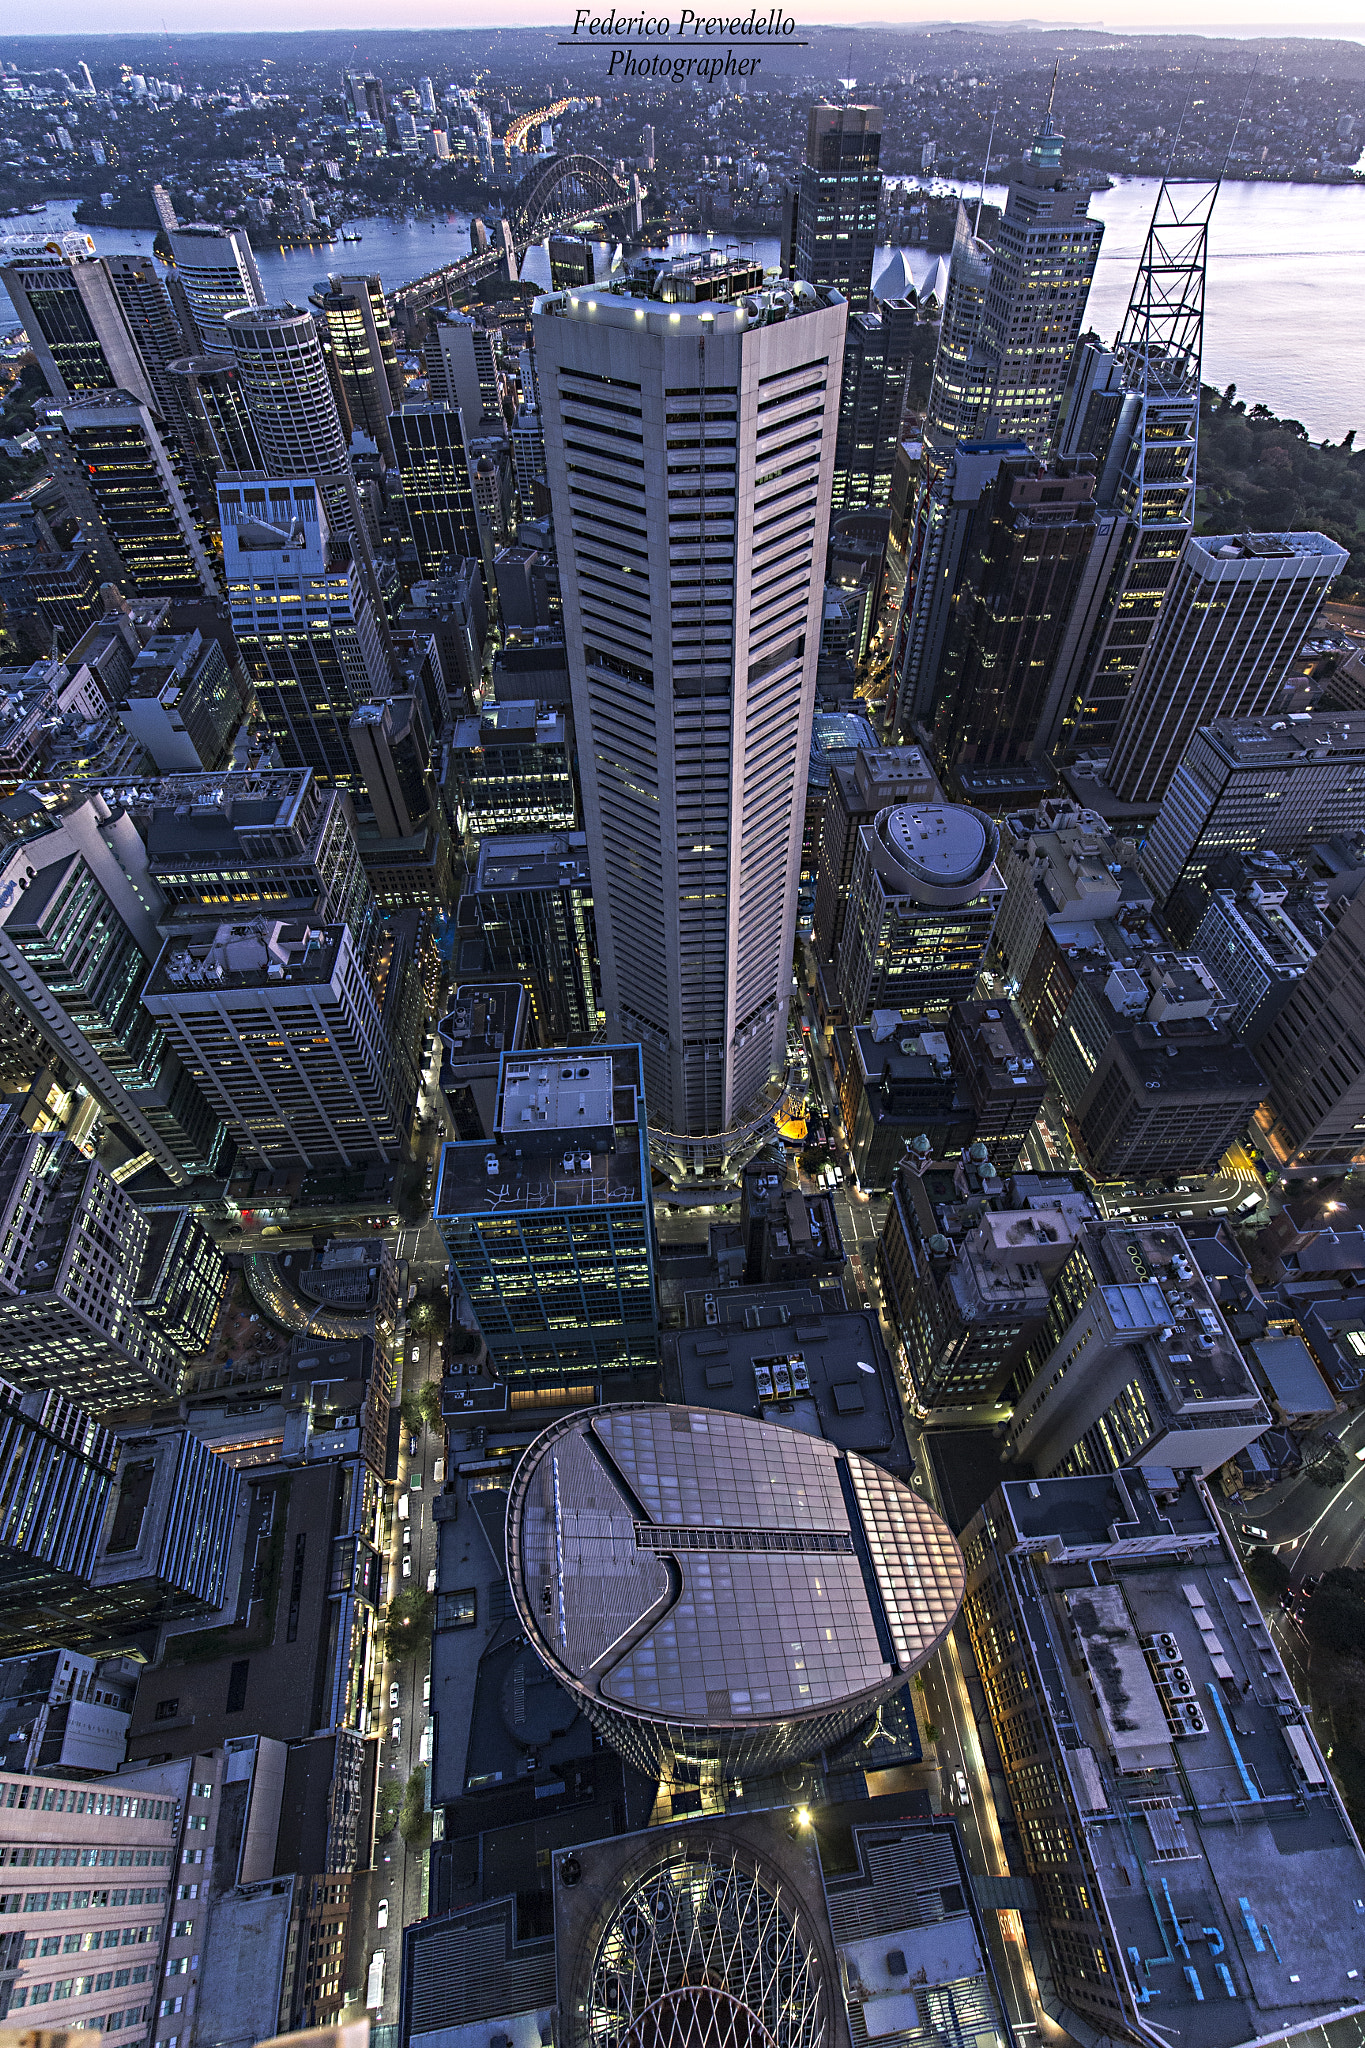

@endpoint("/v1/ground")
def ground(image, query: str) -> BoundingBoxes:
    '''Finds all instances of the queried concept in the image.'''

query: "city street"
[360,1314,444,2021]
[1238,1405,1365,1578]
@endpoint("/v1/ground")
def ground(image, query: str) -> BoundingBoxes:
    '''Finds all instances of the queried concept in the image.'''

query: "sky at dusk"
[15,2,1365,39]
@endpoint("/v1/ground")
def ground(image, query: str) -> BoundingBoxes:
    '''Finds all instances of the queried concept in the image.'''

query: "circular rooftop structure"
[880,804,996,890]
[584,1844,828,2048]
[507,1403,965,1779]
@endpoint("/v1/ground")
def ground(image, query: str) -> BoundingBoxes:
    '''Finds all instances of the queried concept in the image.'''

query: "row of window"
[0,1786,172,1822]
[10,1978,149,2006]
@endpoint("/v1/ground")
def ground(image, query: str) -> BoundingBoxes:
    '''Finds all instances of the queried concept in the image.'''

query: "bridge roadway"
[388,151,644,328]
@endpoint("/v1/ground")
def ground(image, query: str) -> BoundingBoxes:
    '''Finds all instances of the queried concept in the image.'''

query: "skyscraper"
[389,403,489,585]
[435,1046,658,1385]
[1105,531,1347,804]
[972,113,1103,452]
[537,256,846,1135]
[165,225,264,354]
[889,441,1029,738]
[0,791,227,1182]
[0,247,160,408]
[1053,176,1217,757]
[464,831,600,1044]
[222,305,370,560]
[786,104,883,311]
[46,393,219,600]
[218,476,390,786]
[1141,713,1365,904]
[0,1382,120,1623]
[314,274,405,465]
[830,300,916,514]
[424,313,499,425]
[1255,890,1365,1178]
[0,1108,187,1409]
[166,351,264,474]
[921,204,993,478]
[144,917,407,1170]
[930,453,1099,777]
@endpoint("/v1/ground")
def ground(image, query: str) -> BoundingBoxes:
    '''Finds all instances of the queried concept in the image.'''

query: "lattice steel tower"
[1054,175,1219,757]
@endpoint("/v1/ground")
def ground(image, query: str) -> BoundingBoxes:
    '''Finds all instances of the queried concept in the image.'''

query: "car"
[1240,1523,1270,1542]
[391,1717,402,1740]
[389,1681,400,1708]
[397,1493,409,1521]
[402,1524,411,1547]
[376,1899,389,1930]
[402,1554,413,1578]
[955,1770,969,1806]
[409,1434,419,1457]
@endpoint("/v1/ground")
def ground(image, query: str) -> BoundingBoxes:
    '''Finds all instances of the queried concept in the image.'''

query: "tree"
[399,1765,430,1847]
[399,1390,425,1436]
[376,1780,402,1838]
[419,1381,444,1434]
[410,1297,447,1336]
[383,1586,434,1660]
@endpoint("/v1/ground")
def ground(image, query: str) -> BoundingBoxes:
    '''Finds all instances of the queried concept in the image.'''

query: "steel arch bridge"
[511,152,637,246]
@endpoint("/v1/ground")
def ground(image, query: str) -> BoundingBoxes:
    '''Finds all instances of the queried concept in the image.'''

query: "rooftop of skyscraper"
[148,916,344,995]
[507,1403,964,1739]
[435,1045,648,1217]
[537,252,847,328]
[975,1467,1365,2048]
[472,831,590,893]
[1191,712,1365,770]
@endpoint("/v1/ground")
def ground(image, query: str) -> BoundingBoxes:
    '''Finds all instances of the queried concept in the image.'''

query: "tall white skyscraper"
[537,257,846,1137]
[167,225,265,354]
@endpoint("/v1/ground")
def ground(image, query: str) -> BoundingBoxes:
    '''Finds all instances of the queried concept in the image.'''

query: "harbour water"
[2,175,1362,439]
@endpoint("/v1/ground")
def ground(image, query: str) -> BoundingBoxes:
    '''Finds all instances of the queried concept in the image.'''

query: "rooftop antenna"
[1043,58,1060,134]
[974,107,998,235]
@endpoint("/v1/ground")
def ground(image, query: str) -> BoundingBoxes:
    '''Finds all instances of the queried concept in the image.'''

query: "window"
[171,1923,193,1938]
[153,1700,179,1723]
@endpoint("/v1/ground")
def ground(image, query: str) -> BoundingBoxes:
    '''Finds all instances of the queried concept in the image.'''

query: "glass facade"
[507,1403,965,1782]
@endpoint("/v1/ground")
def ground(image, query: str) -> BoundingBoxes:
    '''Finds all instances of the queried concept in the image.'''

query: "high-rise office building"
[830,301,916,514]
[961,1468,1365,2048]
[537,255,846,1135]
[0,248,161,409]
[1045,949,1264,1178]
[0,498,102,658]
[812,742,938,974]
[1105,531,1348,804]
[424,313,499,425]
[218,476,391,787]
[46,394,218,600]
[389,403,489,585]
[947,998,1048,1168]
[1141,713,1365,904]
[0,1110,187,1409]
[100,253,201,465]
[222,305,369,559]
[165,351,263,474]
[348,695,434,841]
[1192,870,1325,1042]
[507,1402,964,1781]
[888,441,1029,738]
[118,626,245,773]
[1003,1216,1270,1475]
[921,204,993,478]
[785,104,884,311]
[435,1046,658,1385]
[837,803,1006,1022]
[134,1209,229,1356]
[929,454,1098,778]
[1255,890,1365,1177]
[446,701,577,845]
[0,792,228,1181]
[462,831,599,1045]
[126,767,374,956]
[0,1382,120,1624]
[165,225,264,354]
[144,916,407,1171]
[971,114,1103,453]
[1052,177,1216,758]
[314,275,405,465]
[878,1162,1086,1409]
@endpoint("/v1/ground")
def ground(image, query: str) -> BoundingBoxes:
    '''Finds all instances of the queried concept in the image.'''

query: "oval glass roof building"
[507,1403,965,1779]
